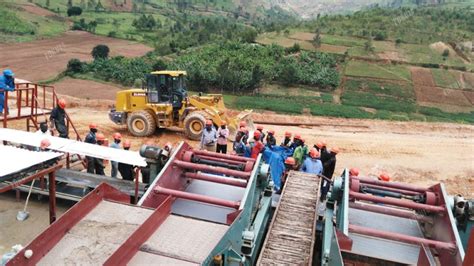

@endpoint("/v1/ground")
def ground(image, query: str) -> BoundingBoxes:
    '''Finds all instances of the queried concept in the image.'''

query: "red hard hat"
[113,132,122,140]
[40,138,51,149]
[253,130,261,139]
[96,133,105,141]
[309,148,319,158]
[316,142,323,149]
[285,131,292,137]
[205,120,212,126]
[301,138,305,143]
[379,173,391,182]
[123,139,131,148]
[331,147,340,154]
[268,130,275,135]
[257,125,263,130]
[294,134,302,140]
[58,99,66,109]
[221,121,227,126]
[321,140,327,147]
[239,121,246,127]
[89,123,97,129]
[349,168,359,177]
[284,157,296,166]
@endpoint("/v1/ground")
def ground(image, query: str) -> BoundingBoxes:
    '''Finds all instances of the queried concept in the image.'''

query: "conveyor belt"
[258,171,321,265]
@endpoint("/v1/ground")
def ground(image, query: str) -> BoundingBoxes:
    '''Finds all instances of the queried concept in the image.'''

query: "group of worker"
[83,124,135,181]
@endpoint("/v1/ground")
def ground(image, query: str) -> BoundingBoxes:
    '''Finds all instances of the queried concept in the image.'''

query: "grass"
[431,69,461,89]
[344,78,415,99]
[342,91,417,113]
[345,61,412,81]
[401,43,466,68]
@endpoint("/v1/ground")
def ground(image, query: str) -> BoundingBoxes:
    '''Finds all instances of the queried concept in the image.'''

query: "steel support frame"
[192,149,255,163]
[184,172,248,188]
[353,176,427,193]
[7,183,129,266]
[349,202,434,224]
[0,164,62,193]
[348,224,456,251]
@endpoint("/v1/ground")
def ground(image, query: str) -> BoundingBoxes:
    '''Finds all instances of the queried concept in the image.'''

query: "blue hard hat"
[3,69,14,76]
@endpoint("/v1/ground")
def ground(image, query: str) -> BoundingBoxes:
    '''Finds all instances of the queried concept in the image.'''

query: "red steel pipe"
[48,171,56,224]
[154,186,240,209]
[349,202,433,224]
[192,150,254,163]
[185,172,247,188]
[174,160,251,179]
[350,191,445,213]
[196,155,245,166]
[349,224,456,251]
[353,177,427,193]
[360,183,421,196]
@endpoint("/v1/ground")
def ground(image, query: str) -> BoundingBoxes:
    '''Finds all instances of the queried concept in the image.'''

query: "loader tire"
[184,112,207,140]
[127,111,156,137]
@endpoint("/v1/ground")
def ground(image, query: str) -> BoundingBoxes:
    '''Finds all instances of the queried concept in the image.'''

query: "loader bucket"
[225,109,254,139]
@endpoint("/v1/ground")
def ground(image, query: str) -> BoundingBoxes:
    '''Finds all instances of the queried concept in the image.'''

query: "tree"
[442,49,450,58]
[374,31,387,41]
[91,44,110,60]
[66,59,84,74]
[67,0,73,8]
[312,29,321,49]
[395,38,402,46]
[152,59,167,71]
[95,0,105,11]
[67,6,82,17]
[240,27,257,43]
[46,0,50,7]
[364,38,375,52]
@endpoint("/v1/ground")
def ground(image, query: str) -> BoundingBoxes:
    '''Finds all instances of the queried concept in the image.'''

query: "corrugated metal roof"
[0,128,147,167]
[0,145,62,177]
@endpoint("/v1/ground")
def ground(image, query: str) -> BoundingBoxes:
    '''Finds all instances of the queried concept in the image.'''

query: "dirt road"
[0,31,152,82]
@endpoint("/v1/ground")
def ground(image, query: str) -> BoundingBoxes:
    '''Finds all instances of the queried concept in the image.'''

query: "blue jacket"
[0,75,15,94]
[301,157,323,175]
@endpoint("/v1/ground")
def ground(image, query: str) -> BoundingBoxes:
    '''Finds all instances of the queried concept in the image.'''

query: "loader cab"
[145,71,187,108]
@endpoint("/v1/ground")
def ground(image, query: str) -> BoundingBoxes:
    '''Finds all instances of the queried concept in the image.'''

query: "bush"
[285,43,301,54]
[152,59,167,71]
[67,6,82,17]
[107,31,117,38]
[91,44,110,60]
[66,58,83,74]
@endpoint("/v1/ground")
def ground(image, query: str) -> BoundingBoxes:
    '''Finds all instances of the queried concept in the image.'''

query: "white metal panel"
[0,128,146,166]
[0,145,62,177]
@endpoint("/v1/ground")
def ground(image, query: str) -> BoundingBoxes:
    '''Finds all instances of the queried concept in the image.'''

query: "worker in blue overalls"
[0,69,15,115]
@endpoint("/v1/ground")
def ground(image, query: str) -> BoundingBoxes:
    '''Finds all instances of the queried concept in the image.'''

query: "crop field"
[345,61,412,81]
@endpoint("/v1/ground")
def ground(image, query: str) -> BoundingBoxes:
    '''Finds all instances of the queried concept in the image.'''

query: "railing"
[1,82,85,169]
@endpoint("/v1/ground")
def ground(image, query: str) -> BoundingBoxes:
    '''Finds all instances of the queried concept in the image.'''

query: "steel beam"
[360,183,421,196]
[349,191,445,213]
[353,177,427,193]
[48,171,56,224]
[195,154,245,166]
[463,229,474,266]
[174,160,251,179]
[192,149,255,163]
[184,172,247,188]
[349,202,433,224]
[348,224,456,251]
[154,185,240,209]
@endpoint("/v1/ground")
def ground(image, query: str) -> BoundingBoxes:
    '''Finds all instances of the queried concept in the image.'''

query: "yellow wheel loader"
[109,71,252,140]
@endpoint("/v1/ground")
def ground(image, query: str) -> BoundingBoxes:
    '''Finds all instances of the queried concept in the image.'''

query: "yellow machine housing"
[109,71,252,140]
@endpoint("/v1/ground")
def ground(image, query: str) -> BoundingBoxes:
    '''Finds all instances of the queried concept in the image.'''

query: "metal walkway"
[258,171,321,265]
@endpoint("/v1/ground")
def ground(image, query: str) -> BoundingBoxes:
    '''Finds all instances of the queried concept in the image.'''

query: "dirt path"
[0,31,153,82]
[52,78,124,100]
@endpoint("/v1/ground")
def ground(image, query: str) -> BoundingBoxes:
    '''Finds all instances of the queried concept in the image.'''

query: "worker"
[314,142,323,152]
[118,140,135,181]
[216,121,229,154]
[289,134,302,150]
[49,98,68,138]
[378,173,391,182]
[93,133,106,175]
[256,125,265,141]
[320,140,330,164]
[265,130,276,148]
[321,146,339,201]
[39,138,51,151]
[110,132,122,178]
[84,124,98,173]
[277,157,298,194]
[233,129,246,156]
[200,120,217,151]
[349,168,359,177]
[36,122,50,136]
[250,131,265,159]
[301,148,323,175]
[292,137,306,169]
[280,131,292,148]
[0,69,15,115]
